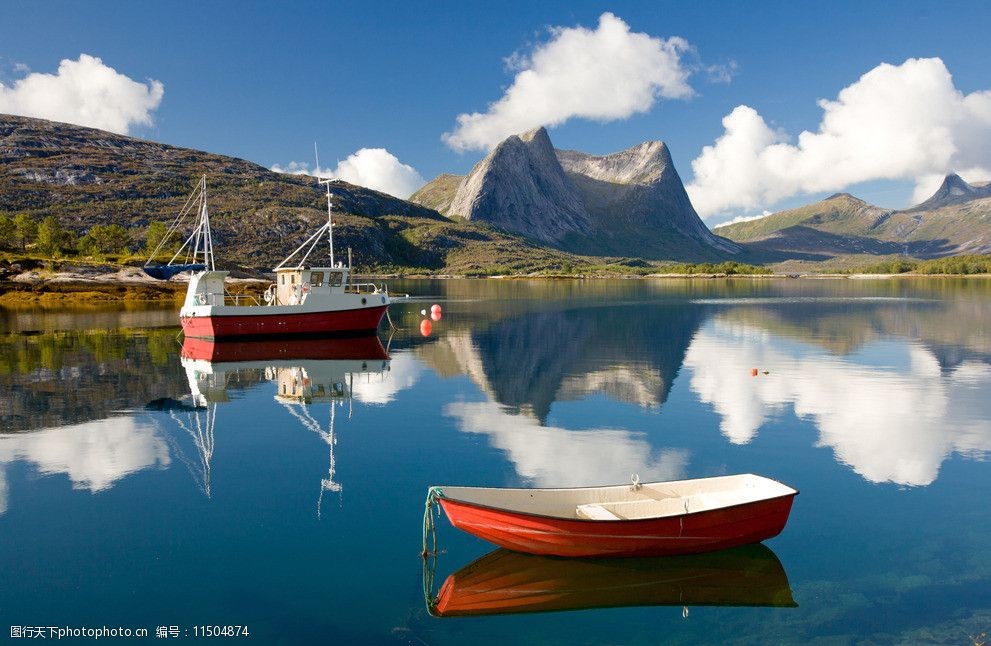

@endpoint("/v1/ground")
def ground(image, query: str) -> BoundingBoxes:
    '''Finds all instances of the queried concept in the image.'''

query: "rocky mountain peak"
[422,126,740,259]
[824,192,868,205]
[446,126,591,244]
[556,140,673,186]
[912,173,991,211]
[519,126,551,145]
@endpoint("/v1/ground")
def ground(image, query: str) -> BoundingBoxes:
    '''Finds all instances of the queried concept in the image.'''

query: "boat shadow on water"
[424,544,797,618]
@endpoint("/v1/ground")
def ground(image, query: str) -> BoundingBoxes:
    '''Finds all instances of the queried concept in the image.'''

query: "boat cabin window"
[280,275,285,285]
[329,272,344,287]
[310,271,324,287]
[291,274,297,285]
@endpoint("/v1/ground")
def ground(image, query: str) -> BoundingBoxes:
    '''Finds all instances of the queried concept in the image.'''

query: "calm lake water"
[2,278,990,644]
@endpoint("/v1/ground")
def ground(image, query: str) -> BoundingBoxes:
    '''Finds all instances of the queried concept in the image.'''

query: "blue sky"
[2,1,990,224]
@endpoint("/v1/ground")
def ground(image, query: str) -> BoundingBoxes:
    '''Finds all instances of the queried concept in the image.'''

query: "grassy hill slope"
[0,114,617,274]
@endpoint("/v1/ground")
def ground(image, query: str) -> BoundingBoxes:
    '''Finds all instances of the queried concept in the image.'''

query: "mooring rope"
[420,487,445,613]
[421,486,444,557]
[422,553,438,615]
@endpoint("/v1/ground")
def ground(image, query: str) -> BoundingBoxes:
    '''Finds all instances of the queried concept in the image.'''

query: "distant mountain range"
[714,174,991,260]
[412,127,740,261]
[0,114,588,273]
[2,112,988,273]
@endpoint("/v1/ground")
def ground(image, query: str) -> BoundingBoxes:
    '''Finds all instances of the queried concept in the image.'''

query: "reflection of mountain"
[420,303,706,420]
[429,544,795,617]
[0,417,171,514]
[710,294,991,369]
[446,402,687,487]
[684,319,991,485]
[411,280,991,489]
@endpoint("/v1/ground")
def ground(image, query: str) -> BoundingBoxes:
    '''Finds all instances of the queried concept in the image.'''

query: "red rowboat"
[429,474,797,558]
[428,544,796,617]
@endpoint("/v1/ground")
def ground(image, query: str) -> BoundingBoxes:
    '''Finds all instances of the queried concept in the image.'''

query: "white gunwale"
[436,474,798,522]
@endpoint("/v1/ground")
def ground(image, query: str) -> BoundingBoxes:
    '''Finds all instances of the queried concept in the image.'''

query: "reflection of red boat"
[181,334,389,363]
[430,474,797,558]
[430,544,796,617]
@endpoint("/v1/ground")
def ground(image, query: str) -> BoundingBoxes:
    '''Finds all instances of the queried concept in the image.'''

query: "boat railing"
[347,282,387,295]
[223,290,261,307]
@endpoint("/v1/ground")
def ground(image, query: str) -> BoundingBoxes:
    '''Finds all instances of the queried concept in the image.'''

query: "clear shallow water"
[2,278,991,644]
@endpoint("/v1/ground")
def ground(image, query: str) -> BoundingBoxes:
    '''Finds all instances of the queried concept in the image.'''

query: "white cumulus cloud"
[443,12,694,152]
[0,54,163,135]
[271,148,424,199]
[686,57,991,218]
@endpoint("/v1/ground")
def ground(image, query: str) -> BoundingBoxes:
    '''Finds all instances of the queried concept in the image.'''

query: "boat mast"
[272,150,338,271]
[314,142,335,267]
[319,178,336,267]
[201,176,215,270]
[190,175,214,270]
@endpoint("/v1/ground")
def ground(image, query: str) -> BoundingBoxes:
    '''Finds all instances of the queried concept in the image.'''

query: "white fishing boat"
[145,175,389,338]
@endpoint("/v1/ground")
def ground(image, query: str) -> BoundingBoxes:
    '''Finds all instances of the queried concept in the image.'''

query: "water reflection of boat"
[180,334,389,364]
[179,335,390,407]
[427,544,796,617]
[170,336,391,511]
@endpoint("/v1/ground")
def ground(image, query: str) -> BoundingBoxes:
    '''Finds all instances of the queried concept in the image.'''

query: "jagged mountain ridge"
[555,142,740,255]
[715,174,991,259]
[909,173,991,212]
[0,114,620,273]
[412,127,741,261]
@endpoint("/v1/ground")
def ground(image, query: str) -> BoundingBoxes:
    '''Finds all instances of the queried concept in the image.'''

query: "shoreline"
[3,270,990,305]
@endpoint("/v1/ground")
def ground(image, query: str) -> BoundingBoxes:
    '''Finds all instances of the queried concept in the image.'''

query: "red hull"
[438,494,796,558]
[180,334,389,363]
[181,305,387,339]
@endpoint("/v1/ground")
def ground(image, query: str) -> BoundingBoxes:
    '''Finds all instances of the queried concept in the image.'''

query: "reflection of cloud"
[445,401,688,487]
[685,320,991,485]
[0,465,7,515]
[0,417,170,512]
[351,353,423,405]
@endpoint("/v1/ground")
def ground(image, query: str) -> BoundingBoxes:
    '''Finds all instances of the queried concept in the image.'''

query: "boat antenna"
[319,178,336,267]
[315,143,335,268]
[314,142,335,267]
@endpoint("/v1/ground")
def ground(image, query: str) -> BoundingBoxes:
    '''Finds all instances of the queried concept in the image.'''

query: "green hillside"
[714,181,991,260]
[408,173,463,214]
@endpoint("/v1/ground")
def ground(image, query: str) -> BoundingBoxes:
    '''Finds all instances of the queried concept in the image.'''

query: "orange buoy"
[431,310,442,321]
[420,319,433,336]
[431,304,442,314]
[751,368,758,377]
